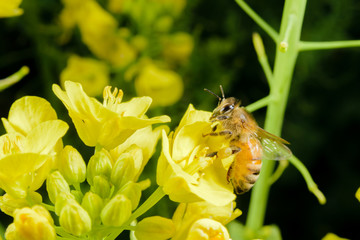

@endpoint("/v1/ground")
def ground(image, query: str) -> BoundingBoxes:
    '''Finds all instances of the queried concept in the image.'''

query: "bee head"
[204,86,241,121]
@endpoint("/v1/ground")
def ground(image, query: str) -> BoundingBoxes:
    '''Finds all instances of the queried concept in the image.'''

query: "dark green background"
[1,0,359,239]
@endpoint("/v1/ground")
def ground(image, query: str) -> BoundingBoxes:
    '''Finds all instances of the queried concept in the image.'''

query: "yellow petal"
[322,233,350,240]
[135,64,183,107]
[0,153,51,198]
[356,187,360,202]
[1,96,57,136]
[24,120,69,154]
[186,218,230,240]
[60,55,109,97]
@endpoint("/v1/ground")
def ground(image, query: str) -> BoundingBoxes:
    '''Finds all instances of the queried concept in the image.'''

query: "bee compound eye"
[221,104,234,113]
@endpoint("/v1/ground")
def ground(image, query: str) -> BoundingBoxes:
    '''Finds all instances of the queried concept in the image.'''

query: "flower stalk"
[236,0,360,235]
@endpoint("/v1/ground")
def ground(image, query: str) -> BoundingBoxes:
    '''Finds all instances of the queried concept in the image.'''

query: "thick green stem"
[245,0,307,233]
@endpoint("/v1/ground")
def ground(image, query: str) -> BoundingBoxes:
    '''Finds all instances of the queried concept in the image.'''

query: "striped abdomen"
[227,137,263,194]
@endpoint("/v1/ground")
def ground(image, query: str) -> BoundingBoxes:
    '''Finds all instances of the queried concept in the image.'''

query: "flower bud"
[101,194,132,227]
[162,32,194,65]
[46,171,70,204]
[5,205,56,240]
[135,216,175,240]
[59,201,91,236]
[135,64,183,107]
[90,175,111,199]
[186,218,230,240]
[111,152,138,190]
[0,192,42,216]
[81,191,104,225]
[54,192,76,216]
[57,145,86,184]
[117,181,142,210]
[87,149,112,186]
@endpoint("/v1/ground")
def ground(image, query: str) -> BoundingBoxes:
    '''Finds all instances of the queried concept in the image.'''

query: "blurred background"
[1,0,360,239]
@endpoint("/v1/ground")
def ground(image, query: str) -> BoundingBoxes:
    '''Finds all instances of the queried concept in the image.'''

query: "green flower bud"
[101,194,131,227]
[90,175,112,199]
[111,152,137,190]
[135,216,175,240]
[71,190,83,203]
[0,192,42,216]
[59,201,91,236]
[81,191,104,225]
[57,145,86,184]
[87,149,112,186]
[117,181,142,210]
[46,171,70,204]
[54,192,76,216]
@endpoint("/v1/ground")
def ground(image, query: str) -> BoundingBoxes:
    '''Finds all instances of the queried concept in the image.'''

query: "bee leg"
[210,115,229,122]
[206,151,218,157]
[229,145,241,154]
[202,130,232,137]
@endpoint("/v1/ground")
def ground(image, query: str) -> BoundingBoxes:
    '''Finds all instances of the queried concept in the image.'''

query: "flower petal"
[2,96,58,135]
[24,120,69,154]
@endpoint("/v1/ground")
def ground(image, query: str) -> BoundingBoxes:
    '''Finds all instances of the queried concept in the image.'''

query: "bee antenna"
[204,88,222,102]
[219,85,226,99]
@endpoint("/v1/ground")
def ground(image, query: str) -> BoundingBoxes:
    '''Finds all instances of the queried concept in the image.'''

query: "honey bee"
[204,86,292,194]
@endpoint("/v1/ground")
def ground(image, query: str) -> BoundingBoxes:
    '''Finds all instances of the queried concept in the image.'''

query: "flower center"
[2,135,23,155]
[183,145,214,182]
[102,86,124,112]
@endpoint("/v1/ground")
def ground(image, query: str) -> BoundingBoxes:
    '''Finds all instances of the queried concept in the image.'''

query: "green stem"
[288,155,326,204]
[235,0,279,42]
[245,0,307,233]
[245,95,272,113]
[105,187,166,240]
[0,66,29,92]
[268,160,289,185]
[299,40,360,51]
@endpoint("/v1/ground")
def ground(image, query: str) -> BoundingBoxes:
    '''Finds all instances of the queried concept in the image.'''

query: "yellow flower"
[185,218,230,240]
[5,205,56,240]
[0,0,23,18]
[60,55,110,97]
[2,96,58,136]
[157,104,235,206]
[53,81,170,150]
[135,64,184,107]
[0,96,68,198]
[162,32,194,65]
[172,201,241,240]
[0,192,42,216]
[356,187,360,202]
[322,233,349,240]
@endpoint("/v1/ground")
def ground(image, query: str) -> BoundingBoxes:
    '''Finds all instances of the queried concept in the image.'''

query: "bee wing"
[254,127,292,161]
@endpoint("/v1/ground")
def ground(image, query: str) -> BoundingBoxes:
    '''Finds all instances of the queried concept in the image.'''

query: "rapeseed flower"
[0,97,68,198]
[172,201,240,240]
[60,55,109,97]
[0,0,23,18]
[157,104,236,206]
[134,201,239,240]
[135,63,184,107]
[5,205,56,240]
[52,81,170,150]
[162,32,194,65]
